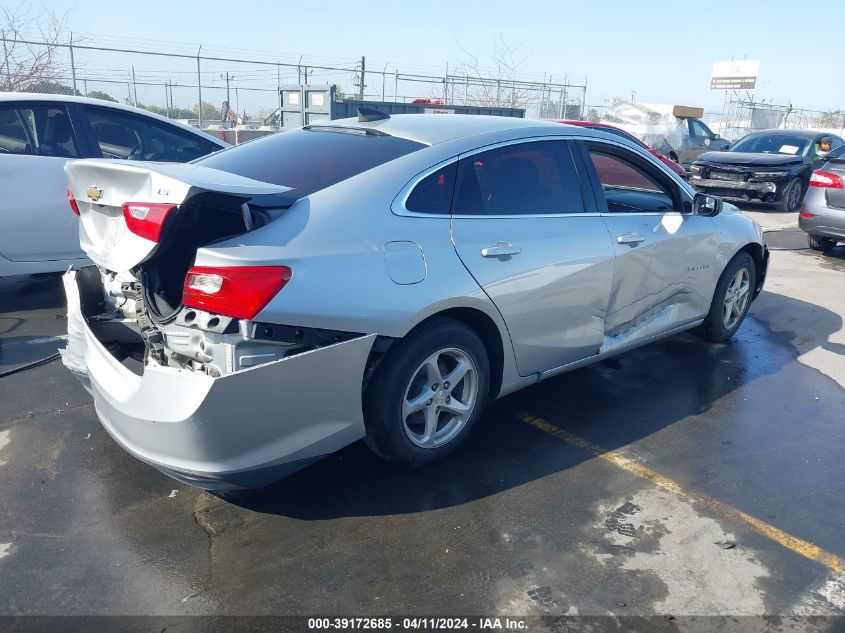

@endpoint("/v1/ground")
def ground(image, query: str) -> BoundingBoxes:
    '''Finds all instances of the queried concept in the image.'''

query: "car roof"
[322,113,569,146]
[0,92,228,146]
[554,119,612,128]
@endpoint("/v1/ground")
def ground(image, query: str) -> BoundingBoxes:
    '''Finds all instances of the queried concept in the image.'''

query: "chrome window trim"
[392,135,593,219]
[391,133,693,219]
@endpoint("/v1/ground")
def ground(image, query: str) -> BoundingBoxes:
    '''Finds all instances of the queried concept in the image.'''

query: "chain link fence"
[1,34,589,127]
[718,96,845,140]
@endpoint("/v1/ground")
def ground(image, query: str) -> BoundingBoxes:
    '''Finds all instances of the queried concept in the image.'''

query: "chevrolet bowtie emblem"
[86,186,104,202]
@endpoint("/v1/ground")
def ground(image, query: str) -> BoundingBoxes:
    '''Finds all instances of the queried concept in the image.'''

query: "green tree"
[136,103,195,119]
[194,101,222,121]
[86,90,117,103]
[27,80,80,95]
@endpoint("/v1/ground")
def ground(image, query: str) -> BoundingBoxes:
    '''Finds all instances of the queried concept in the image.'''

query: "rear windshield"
[195,127,425,197]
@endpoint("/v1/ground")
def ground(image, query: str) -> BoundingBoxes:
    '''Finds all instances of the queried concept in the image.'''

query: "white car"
[0,93,227,276]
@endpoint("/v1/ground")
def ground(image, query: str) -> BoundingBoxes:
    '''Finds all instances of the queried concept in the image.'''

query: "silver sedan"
[62,113,768,491]
[800,146,845,252]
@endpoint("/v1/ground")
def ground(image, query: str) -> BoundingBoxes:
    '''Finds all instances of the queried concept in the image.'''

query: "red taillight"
[122,202,177,242]
[67,188,80,216]
[809,171,844,189]
[182,266,292,320]
[800,212,815,219]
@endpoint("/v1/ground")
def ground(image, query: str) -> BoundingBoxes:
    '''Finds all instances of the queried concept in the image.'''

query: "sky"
[9,0,842,116]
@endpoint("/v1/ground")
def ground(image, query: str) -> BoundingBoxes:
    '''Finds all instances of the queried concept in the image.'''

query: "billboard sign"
[710,60,760,90]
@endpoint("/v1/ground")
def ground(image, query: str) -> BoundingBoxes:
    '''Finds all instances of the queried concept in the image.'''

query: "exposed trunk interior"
[138,192,255,323]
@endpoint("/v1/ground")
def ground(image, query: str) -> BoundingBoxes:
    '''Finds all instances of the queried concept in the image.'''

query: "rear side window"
[452,140,585,215]
[406,162,458,214]
[197,127,425,197]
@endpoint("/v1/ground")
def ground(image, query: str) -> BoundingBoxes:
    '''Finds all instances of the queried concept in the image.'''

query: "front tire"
[363,317,490,468]
[700,252,756,342]
[778,178,803,212]
[807,234,836,253]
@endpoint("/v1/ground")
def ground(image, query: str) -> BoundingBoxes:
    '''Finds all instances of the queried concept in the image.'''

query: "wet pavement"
[1,218,844,622]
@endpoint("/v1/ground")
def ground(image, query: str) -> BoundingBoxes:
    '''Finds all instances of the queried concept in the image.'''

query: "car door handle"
[481,242,521,258]
[616,232,645,245]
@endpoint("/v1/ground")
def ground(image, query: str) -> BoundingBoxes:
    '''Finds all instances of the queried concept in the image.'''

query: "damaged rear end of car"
[63,160,376,491]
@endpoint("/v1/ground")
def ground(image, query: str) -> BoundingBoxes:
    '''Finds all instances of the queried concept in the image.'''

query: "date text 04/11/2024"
[306,617,528,630]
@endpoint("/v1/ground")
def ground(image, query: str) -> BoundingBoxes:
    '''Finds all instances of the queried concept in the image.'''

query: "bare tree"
[451,36,534,110]
[1,3,70,92]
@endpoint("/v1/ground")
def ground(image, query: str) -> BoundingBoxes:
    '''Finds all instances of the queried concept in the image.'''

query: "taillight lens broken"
[122,202,177,242]
[67,188,80,216]
[182,266,292,320]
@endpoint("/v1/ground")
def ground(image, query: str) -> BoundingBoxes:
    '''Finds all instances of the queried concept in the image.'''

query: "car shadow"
[230,292,842,520]
[0,273,66,316]
[0,273,67,371]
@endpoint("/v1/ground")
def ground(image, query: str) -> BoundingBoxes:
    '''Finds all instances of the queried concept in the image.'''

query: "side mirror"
[693,192,723,216]
[713,133,721,140]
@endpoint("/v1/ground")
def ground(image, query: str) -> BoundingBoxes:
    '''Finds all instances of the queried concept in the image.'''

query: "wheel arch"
[737,241,767,299]
[368,304,509,400]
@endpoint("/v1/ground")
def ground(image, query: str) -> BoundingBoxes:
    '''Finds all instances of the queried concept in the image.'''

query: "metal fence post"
[69,34,78,95]
[277,62,282,131]
[1,30,8,90]
[196,47,203,128]
[131,65,138,106]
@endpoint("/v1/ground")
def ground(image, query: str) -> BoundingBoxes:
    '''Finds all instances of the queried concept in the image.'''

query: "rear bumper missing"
[62,267,376,490]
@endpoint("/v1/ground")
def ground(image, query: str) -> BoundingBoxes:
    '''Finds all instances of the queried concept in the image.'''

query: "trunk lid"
[66,160,291,273]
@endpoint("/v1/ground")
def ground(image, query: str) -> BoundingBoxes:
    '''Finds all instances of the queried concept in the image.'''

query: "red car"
[555,119,687,179]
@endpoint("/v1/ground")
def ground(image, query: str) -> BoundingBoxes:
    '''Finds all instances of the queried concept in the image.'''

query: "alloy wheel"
[722,267,751,329]
[401,347,479,449]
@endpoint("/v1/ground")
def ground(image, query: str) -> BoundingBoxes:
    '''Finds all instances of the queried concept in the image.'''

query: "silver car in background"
[800,145,845,252]
[0,93,226,277]
[62,113,768,491]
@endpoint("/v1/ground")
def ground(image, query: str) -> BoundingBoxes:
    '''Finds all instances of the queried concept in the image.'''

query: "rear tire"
[778,178,803,212]
[363,317,489,468]
[807,234,836,253]
[700,252,756,343]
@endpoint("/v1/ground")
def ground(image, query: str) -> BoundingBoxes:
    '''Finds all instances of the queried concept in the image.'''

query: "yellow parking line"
[519,412,843,574]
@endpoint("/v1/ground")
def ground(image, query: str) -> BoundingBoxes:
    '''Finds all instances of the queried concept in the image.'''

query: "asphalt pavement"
[1,208,844,626]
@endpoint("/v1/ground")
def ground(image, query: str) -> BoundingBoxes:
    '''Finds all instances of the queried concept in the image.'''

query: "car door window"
[690,120,713,139]
[0,104,80,157]
[85,107,215,161]
[587,145,678,213]
[452,140,585,215]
